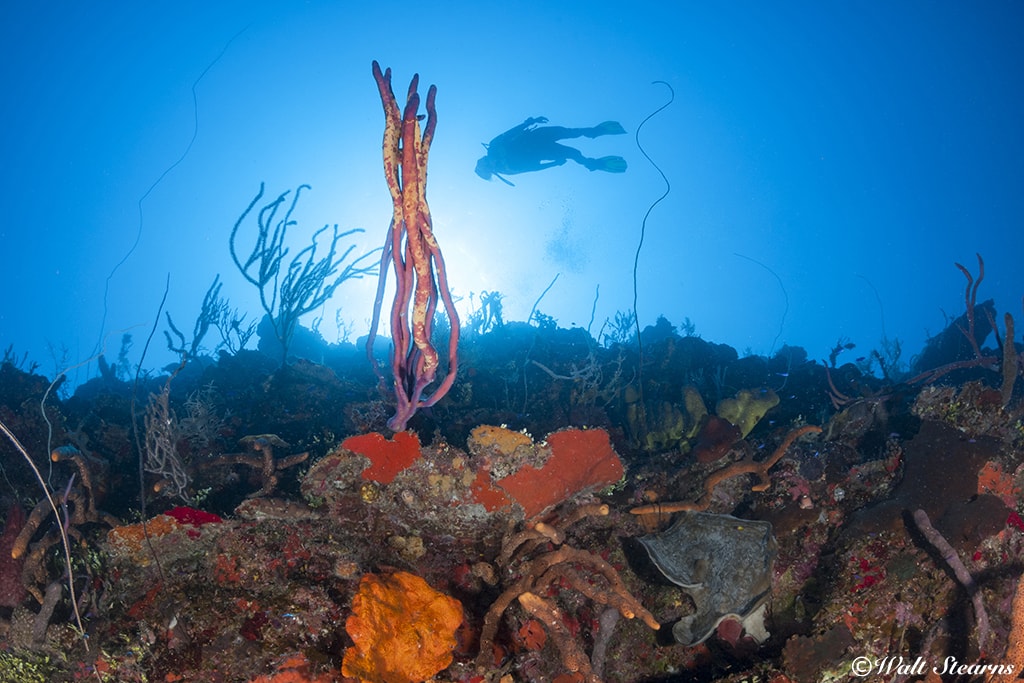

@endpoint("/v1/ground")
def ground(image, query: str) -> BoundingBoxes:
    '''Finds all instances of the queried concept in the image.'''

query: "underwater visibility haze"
[1,2,1024,682]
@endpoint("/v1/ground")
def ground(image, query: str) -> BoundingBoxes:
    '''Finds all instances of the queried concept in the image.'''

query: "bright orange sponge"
[342,571,463,683]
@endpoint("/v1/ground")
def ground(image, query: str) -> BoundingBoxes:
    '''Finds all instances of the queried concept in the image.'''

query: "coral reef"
[0,253,1021,682]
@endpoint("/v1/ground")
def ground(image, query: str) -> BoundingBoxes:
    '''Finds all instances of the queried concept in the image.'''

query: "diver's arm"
[488,117,549,147]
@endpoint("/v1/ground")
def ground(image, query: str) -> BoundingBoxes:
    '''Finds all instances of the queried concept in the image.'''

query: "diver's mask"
[475,145,515,186]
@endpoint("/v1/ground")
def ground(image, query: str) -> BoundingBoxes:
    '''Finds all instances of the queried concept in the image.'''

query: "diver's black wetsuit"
[475,117,627,184]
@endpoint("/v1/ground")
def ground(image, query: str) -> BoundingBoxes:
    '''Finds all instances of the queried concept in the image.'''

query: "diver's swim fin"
[585,155,628,173]
[588,121,627,137]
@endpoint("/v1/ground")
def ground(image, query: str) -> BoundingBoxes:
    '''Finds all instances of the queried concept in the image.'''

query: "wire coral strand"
[631,80,674,420]
[95,25,250,360]
[632,81,675,320]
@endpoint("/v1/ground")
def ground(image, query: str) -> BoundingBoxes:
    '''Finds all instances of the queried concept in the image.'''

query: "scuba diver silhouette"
[474,117,627,186]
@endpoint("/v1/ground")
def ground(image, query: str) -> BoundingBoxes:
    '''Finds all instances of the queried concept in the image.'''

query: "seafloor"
[1,299,1022,682]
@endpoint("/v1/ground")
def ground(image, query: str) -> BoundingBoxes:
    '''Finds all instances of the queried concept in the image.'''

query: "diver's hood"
[476,148,515,186]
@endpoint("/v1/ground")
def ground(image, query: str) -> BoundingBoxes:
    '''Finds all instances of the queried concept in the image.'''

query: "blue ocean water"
[1,2,1021,382]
